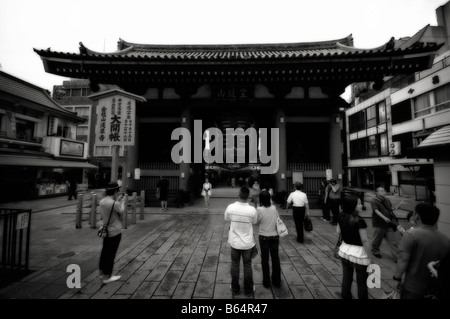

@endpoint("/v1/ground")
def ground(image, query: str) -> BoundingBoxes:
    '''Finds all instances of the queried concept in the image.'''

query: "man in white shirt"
[286,182,310,243]
[224,186,258,296]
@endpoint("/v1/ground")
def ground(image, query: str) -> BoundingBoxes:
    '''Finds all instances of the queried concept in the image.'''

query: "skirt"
[338,241,371,266]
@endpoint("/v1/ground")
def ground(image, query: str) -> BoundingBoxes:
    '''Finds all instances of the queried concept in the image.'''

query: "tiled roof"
[0,70,81,119]
[36,34,439,62]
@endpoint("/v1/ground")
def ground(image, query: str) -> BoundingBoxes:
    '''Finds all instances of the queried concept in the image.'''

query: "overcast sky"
[0,0,448,99]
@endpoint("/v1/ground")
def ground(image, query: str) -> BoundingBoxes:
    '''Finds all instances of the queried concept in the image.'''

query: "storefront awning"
[0,156,98,169]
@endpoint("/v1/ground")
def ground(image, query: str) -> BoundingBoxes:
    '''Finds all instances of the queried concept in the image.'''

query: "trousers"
[99,233,122,276]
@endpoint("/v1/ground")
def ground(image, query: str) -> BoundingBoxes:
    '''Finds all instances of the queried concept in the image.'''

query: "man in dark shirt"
[371,187,401,261]
[394,203,450,299]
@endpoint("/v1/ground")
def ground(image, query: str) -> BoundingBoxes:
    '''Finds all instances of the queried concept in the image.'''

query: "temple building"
[34,34,442,205]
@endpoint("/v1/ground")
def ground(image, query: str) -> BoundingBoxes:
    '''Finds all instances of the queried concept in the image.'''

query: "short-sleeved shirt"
[224,201,257,250]
[286,190,308,207]
[338,213,367,246]
[257,205,278,237]
[371,195,393,228]
[399,225,450,295]
[99,197,125,238]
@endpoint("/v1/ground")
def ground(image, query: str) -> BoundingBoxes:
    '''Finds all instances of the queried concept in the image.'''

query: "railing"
[139,162,180,171]
[287,162,330,171]
[75,190,146,230]
[0,208,31,285]
[0,131,43,144]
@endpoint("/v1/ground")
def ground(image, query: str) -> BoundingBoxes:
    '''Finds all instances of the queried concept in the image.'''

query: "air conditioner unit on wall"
[390,141,401,156]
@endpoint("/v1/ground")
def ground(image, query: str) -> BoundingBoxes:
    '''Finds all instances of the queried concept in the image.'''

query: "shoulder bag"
[97,200,116,238]
[276,211,288,237]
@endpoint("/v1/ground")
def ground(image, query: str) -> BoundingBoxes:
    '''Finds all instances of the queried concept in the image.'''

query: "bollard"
[75,193,84,229]
[90,192,97,229]
[131,192,137,225]
[140,190,145,220]
[123,194,129,229]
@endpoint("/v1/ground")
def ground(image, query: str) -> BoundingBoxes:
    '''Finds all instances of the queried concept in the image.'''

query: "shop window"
[366,105,377,128]
[434,83,450,112]
[368,135,378,157]
[378,101,387,123]
[392,100,412,124]
[350,138,367,159]
[349,111,365,133]
[414,93,432,118]
[16,118,35,140]
[71,89,82,97]
[380,133,388,155]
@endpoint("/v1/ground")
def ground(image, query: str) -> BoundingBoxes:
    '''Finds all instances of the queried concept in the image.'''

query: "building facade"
[346,2,450,200]
[0,70,96,201]
[34,31,440,206]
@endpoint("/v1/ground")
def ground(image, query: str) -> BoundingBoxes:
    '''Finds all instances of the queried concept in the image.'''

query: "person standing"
[319,180,331,222]
[336,195,373,299]
[394,203,450,299]
[286,182,310,243]
[224,186,258,296]
[156,176,169,212]
[251,180,260,208]
[67,177,77,200]
[256,190,281,288]
[98,182,125,284]
[324,179,341,225]
[201,177,212,209]
[370,187,401,261]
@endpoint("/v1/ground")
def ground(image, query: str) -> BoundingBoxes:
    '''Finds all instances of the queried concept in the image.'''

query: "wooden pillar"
[275,108,287,192]
[111,145,119,183]
[329,108,343,182]
[179,107,192,191]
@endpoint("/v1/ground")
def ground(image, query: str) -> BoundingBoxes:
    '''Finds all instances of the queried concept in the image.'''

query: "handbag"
[97,200,116,238]
[276,212,288,237]
[304,215,313,232]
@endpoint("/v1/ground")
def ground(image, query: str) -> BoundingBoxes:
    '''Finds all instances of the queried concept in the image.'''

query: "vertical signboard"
[95,95,136,147]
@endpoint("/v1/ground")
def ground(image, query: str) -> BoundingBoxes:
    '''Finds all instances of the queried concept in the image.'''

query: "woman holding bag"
[336,195,373,299]
[98,182,125,284]
[256,190,281,288]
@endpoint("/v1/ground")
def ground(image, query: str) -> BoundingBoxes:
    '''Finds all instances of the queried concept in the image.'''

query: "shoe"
[272,282,281,288]
[263,282,271,289]
[230,284,240,295]
[103,275,121,284]
[245,285,256,296]
[373,252,382,258]
[331,223,337,226]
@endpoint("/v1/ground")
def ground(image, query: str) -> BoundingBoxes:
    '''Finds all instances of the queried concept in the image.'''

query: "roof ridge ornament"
[79,42,87,55]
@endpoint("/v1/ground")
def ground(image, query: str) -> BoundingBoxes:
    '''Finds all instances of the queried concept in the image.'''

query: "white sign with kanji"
[16,212,29,230]
[95,95,136,146]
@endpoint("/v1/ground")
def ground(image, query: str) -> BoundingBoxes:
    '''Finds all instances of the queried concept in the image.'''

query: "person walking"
[286,182,310,243]
[370,187,401,261]
[224,186,258,296]
[98,182,125,284]
[201,177,212,209]
[336,195,373,299]
[256,190,281,288]
[156,176,169,212]
[394,203,450,299]
[324,179,341,225]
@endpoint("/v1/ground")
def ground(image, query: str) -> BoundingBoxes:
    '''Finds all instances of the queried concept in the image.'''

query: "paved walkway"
[0,188,419,300]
